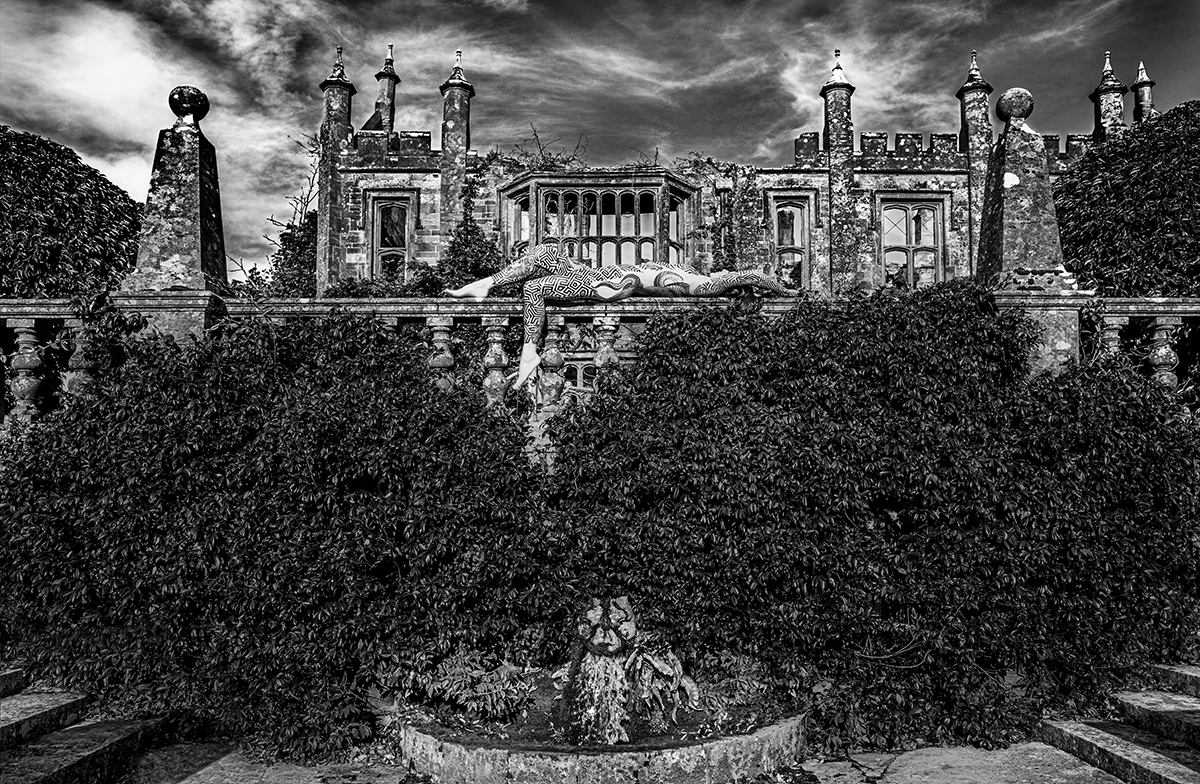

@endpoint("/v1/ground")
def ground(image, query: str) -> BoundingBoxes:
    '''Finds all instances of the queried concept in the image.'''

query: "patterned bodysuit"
[492,243,797,344]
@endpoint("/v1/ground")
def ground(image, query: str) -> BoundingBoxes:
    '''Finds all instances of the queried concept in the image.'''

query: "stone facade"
[313,48,1164,298]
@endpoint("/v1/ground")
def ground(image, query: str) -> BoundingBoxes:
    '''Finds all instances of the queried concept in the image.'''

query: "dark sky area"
[2,0,1197,272]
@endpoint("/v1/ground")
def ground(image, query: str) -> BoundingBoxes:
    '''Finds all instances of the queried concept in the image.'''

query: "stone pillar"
[1132,61,1159,124]
[482,316,509,407]
[982,88,1090,375]
[956,51,994,276]
[1100,315,1128,355]
[427,316,455,391]
[63,319,98,398]
[119,86,227,340]
[7,319,43,423]
[537,315,567,410]
[440,51,475,238]
[1148,316,1182,391]
[593,317,620,380]
[820,51,857,295]
[1089,52,1128,143]
[125,86,226,292]
[316,46,357,296]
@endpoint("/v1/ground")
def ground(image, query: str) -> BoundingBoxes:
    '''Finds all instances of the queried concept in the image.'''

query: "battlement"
[794,131,967,171]
[343,129,440,170]
[1041,133,1091,173]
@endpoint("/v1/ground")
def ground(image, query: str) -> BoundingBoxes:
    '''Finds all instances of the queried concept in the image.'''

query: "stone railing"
[1,297,797,426]
[4,294,1197,427]
[1097,298,1199,399]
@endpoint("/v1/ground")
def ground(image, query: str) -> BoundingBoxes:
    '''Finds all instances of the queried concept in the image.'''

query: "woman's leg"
[444,243,565,301]
[691,270,799,297]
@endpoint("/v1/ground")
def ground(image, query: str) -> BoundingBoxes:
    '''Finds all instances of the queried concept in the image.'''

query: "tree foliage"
[1056,101,1200,296]
[545,281,1200,749]
[0,313,540,760]
[0,126,142,297]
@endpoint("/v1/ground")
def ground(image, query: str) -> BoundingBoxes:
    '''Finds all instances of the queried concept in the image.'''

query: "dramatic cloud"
[2,0,1196,274]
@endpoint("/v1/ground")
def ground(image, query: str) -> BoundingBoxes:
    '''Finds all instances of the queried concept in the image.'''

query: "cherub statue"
[445,242,798,388]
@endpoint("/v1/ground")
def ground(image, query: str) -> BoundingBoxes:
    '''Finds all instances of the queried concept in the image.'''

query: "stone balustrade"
[1097,299,1200,400]
[3,295,1197,428]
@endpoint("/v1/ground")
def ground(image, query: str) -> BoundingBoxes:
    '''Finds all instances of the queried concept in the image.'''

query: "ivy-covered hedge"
[546,281,1200,748]
[0,126,141,298]
[1056,100,1200,297]
[2,284,1198,759]
[0,313,541,760]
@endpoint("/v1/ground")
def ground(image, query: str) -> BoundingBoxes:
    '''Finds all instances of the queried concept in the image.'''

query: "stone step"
[1041,719,1200,784]
[0,669,26,699]
[0,692,90,751]
[1117,690,1200,749]
[0,718,163,784]
[1153,665,1200,700]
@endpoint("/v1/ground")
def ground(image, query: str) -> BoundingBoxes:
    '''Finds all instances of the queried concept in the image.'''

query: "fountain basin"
[395,713,805,783]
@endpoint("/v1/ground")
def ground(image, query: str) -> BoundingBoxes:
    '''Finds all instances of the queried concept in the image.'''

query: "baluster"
[64,319,99,398]
[593,316,620,376]
[482,316,510,407]
[426,316,456,391]
[1100,315,1127,355]
[8,319,44,423]
[1148,316,1182,391]
[537,315,566,410]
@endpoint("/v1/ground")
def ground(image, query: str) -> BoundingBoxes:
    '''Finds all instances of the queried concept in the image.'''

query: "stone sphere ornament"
[997,87,1034,123]
[169,86,210,124]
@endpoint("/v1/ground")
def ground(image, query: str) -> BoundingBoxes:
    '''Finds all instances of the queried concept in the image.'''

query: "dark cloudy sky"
[2,0,1197,274]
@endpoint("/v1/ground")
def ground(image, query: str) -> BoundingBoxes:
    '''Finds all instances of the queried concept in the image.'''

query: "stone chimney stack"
[820,49,857,294]
[440,50,475,235]
[1132,60,1159,123]
[956,50,994,276]
[316,46,357,295]
[1089,51,1128,142]
[374,43,400,135]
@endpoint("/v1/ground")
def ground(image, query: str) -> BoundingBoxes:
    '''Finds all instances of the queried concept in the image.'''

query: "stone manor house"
[313,47,1162,297]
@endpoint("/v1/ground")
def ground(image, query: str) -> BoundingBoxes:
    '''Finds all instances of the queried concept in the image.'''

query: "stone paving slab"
[0,718,162,783]
[1117,690,1200,748]
[801,742,1123,783]
[0,691,90,751]
[1151,665,1200,699]
[126,741,1121,784]
[0,669,26,699]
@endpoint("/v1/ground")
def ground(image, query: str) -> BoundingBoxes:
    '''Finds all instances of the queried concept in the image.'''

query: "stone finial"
[979,86,1072,289]
[996,87,1034,124]
[320,45,356,93]
[123,87,227,293]
[440,48,475,97]
[1090,50,1128,98]
[956,49,993,98]
[1133,60,1154,88]
[820,48,855,95]
[376,42,398,80]
[168,86,209,125]
[1132,60,1159,123]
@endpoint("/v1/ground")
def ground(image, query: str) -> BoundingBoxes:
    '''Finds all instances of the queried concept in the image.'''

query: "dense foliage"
[1056,101,1200,296]
[2,282,1197,759]
[545,281,1200,749]
[0,126,142,297]
[0,313,540,760]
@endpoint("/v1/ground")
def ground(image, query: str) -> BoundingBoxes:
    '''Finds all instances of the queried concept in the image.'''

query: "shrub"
[543,281,1200,749]
[1056,101,1200,296]
[0,312,541,760]
[0,126,141,297]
